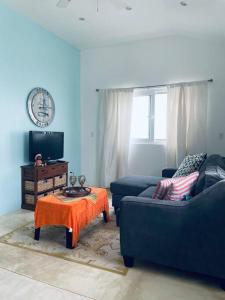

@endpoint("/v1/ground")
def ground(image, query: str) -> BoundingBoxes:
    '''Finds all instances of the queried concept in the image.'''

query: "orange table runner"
[34,187,110,247]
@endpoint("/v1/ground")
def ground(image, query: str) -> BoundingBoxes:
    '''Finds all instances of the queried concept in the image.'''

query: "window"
[131,88,167,143]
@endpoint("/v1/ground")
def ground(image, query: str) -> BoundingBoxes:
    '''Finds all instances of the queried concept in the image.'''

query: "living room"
[1,0,225,299]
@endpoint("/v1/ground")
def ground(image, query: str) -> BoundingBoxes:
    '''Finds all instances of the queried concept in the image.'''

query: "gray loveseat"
[110,154,225,287]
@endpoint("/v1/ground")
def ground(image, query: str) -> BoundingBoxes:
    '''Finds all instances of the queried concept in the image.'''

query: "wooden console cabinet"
[21,162,68,211]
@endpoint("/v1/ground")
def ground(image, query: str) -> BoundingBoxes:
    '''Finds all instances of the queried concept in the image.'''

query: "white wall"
[81,36,225,185]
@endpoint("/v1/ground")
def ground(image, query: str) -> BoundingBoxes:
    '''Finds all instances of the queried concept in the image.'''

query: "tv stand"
[46,160,58,165]
[45,160,66,165]
[21,161,68,211]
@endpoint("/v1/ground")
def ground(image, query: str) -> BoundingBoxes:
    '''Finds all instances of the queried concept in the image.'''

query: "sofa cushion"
[173,153,206,178]
[204,166,225,189]
[138,186,156,198]
[193,154,225,195]
[110,176,163,196]
[194,154,225,195]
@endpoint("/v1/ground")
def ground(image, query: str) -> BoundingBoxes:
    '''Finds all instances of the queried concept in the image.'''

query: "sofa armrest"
[120,179,225,228]
[120,180,225,258]
[162,168,177,178]
[120,180,225,278]
[120,196,189,236]
[120,180,225,277]
[119,195,190,260]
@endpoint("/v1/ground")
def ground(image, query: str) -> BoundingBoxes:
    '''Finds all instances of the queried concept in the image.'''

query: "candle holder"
[78,175,86,189]
[69,172,77,188]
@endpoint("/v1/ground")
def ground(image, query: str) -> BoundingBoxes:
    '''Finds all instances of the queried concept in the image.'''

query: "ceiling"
[2,0,225,49]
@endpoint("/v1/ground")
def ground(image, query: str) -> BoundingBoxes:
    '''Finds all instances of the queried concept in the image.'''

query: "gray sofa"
[110,154,225,287]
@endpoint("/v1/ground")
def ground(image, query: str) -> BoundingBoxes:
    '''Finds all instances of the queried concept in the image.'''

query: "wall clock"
[27,88,55,127]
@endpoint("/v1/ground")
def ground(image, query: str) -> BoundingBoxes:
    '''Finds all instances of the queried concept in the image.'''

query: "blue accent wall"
[0,3,80,215]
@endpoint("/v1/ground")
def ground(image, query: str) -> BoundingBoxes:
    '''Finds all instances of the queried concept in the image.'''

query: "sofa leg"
[116,215,120,227]
[123,256,134,268]
[220,279,225,291]
[116,209,120,227]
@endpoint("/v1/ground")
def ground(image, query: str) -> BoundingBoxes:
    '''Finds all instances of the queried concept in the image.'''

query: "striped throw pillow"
[152,178,174,199]
[166,171,199,201]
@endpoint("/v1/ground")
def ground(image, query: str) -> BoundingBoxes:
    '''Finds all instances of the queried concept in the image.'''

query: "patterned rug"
[0,211,127,275]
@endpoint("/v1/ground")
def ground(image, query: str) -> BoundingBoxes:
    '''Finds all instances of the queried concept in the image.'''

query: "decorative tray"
[63,187,91,198]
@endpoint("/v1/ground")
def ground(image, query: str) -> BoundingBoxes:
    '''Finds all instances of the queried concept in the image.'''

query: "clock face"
[27,88,55,127]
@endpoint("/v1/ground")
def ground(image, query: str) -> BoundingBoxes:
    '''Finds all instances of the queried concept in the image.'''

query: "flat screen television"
[29,131,64,162]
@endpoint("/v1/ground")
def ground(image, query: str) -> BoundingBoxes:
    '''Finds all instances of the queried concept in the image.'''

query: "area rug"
[0,211,127,275]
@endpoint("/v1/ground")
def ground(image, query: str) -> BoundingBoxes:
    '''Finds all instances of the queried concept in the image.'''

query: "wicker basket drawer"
[25,178,53,193]
[54,174,67,187]
[54,187,64,194]
[25,191,53,205]
[25,194,35,205]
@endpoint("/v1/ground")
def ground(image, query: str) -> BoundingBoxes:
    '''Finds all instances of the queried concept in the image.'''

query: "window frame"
[131,89,167,145]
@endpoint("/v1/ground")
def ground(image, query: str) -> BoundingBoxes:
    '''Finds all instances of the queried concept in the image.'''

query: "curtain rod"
[96,78,213,92]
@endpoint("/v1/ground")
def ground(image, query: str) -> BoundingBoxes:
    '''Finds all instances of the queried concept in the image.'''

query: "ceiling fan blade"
[56,0,71,8]
[109,0,130,10]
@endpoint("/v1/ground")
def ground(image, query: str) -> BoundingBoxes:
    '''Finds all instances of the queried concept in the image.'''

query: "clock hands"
[39,106,52,109]
[38,96,51,119]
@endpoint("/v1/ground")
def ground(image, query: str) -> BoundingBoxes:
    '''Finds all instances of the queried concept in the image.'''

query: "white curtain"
[167,81,208,168]
[97,89,133,187]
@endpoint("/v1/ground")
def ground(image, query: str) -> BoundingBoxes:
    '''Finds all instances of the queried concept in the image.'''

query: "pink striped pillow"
[166,171,199,201]
[152,178,174,199]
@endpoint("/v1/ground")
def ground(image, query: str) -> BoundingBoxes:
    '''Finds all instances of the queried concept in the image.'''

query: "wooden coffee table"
[34,187,109,249]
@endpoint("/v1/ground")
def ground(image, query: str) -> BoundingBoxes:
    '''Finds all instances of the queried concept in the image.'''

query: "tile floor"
[0,209,224,300]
